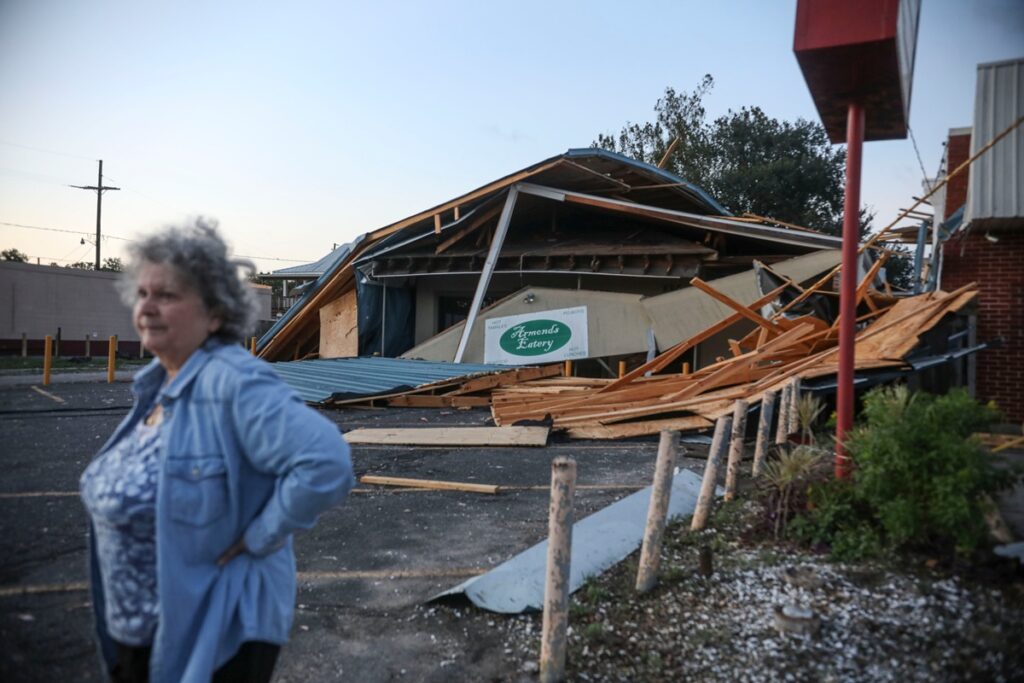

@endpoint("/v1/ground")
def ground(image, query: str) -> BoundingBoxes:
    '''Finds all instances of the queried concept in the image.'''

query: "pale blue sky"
[1,1,1021,273]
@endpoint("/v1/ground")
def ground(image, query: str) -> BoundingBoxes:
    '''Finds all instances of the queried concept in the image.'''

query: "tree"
[101,257,123,272]
[66,261,95,270]
[2,248,28,262]
[594,76,854,236]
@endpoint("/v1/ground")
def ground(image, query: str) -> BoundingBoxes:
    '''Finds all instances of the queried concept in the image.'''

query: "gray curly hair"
[118,219,258,344]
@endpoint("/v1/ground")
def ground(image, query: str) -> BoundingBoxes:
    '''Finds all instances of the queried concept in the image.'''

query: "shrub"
[791,386,1016,559]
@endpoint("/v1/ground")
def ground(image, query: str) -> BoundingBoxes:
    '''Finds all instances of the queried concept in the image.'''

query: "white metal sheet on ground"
[432,469,708,614]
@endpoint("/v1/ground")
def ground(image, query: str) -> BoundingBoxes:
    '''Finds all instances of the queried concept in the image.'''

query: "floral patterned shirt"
[81,420,161,646]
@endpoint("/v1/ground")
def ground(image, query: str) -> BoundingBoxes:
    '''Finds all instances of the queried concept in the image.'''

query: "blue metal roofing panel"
[269,356,512,404]
[268,242,354,278]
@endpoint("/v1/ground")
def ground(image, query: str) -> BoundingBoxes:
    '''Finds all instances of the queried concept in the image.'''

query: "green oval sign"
[500,319,572,356]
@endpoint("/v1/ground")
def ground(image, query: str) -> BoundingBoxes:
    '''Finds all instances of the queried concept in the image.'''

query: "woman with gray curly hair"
[80,221,353,683]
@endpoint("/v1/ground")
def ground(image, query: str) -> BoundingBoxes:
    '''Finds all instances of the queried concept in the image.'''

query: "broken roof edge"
[256,233,368,353]
[563,147,731,215]
[258,149,730,357]
[361,148,729,243]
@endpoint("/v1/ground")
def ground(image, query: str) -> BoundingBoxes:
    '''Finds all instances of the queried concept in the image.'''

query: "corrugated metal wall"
[967,58,1023,229]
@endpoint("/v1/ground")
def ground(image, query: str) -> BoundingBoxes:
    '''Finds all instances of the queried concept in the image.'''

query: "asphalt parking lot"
[0,377,708,682]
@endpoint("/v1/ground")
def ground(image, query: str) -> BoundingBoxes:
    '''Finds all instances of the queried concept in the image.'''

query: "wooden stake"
[563,360,573,377]
[787,378,801,436]
[691,415,731,531]
[752,391,777,477]
[724,400,749,501]
[540,456,576,683]
[775,382,792,445]
[358,475,500,495]
[636,430,679,593]
[618,360,626,378]
[42,335,52,386]
[107,335,117,384]
[250,336,257,354]
[682,361,690,375]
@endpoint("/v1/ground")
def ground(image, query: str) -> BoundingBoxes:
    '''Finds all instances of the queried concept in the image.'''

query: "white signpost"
[484,306,588,365]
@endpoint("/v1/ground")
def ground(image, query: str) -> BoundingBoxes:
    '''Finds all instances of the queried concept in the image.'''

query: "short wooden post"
[682,361,690,375]
[84,335,91,359]
[618,360,626,378]
[540,456,576,683]
[563,360,573,377]
[636,430,680,593]
[43,335,53,386]
[787,378,801,436]
[691,415,732,531]
[21,332,27,358]
[723,399,749,501]
[752,391,777,477]
[107,335,117,384]
[775,382,792,445]
[250,336,257,354]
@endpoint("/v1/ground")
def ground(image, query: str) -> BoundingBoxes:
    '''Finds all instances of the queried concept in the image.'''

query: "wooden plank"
[435,201,504,254]
[829,251,889,330]
[433,213,442,234]
[565,415,712,439]
[318,288,359,358]
[344,426,550,447]
[447,363,562,396]
[690,277,783,336]
[385,395,491,408]
[599,281,791,393]
[360,475,500,495]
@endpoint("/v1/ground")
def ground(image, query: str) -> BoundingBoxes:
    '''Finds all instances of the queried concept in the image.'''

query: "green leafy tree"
[66,261,95,270]
[101,257,123,272]
[2,248,29,262]
[594,76,863,237]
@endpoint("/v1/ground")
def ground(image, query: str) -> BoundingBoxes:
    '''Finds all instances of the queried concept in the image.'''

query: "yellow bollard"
[107,335,117,384]
[250,336,257,354]
[43,335,53,386]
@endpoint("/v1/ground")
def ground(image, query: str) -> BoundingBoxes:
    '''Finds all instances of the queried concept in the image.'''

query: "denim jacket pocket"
[165,457,229,526]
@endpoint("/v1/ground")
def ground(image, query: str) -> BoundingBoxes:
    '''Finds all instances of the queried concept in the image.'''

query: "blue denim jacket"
[88,340,353,682]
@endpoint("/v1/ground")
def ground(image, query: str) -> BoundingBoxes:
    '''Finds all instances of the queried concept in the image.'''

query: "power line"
[0,139,97,162]
[1,220,315,262]
[0,220,132,241]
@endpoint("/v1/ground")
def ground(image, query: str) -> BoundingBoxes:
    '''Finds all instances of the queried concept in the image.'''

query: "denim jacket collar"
[131,337,224,403]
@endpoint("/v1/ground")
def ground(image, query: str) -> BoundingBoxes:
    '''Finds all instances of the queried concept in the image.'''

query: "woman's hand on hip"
[217,538,249,567]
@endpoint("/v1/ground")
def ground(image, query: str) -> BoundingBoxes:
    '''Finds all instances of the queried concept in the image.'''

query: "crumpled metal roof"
[433,469,709,613]
[269,356,510,404]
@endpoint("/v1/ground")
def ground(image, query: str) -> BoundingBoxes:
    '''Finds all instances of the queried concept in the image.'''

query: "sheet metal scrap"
[432,469,706,613]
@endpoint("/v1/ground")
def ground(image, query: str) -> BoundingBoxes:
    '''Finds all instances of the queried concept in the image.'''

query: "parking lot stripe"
[0,568,489,598]
[30,385,65,404]
[0,491,79,499]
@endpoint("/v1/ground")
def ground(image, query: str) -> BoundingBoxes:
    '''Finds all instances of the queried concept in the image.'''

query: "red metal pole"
[836,102,865,480]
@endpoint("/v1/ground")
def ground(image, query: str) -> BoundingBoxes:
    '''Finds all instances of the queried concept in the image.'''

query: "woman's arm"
[228,366,354,557]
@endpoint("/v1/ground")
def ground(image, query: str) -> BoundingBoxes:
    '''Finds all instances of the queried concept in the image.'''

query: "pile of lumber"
[491,282,978,439]
[335,363,563,408]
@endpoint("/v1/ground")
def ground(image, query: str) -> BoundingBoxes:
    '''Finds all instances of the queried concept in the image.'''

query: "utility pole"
[71,160,120,270]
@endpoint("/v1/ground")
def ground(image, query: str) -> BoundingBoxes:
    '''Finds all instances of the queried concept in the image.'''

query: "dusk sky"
[1,1,1021,274]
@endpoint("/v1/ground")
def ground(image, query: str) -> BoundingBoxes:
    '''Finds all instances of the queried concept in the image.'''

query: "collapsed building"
[257,148,842,372]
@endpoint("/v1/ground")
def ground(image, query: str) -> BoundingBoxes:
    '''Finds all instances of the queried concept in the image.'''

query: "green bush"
[791,386,1016,559]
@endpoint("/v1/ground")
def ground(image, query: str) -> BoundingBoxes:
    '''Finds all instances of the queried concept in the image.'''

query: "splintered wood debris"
[488,282,978,439]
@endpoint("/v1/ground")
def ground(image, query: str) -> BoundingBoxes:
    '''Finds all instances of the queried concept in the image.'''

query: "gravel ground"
[422,500,1024,682]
